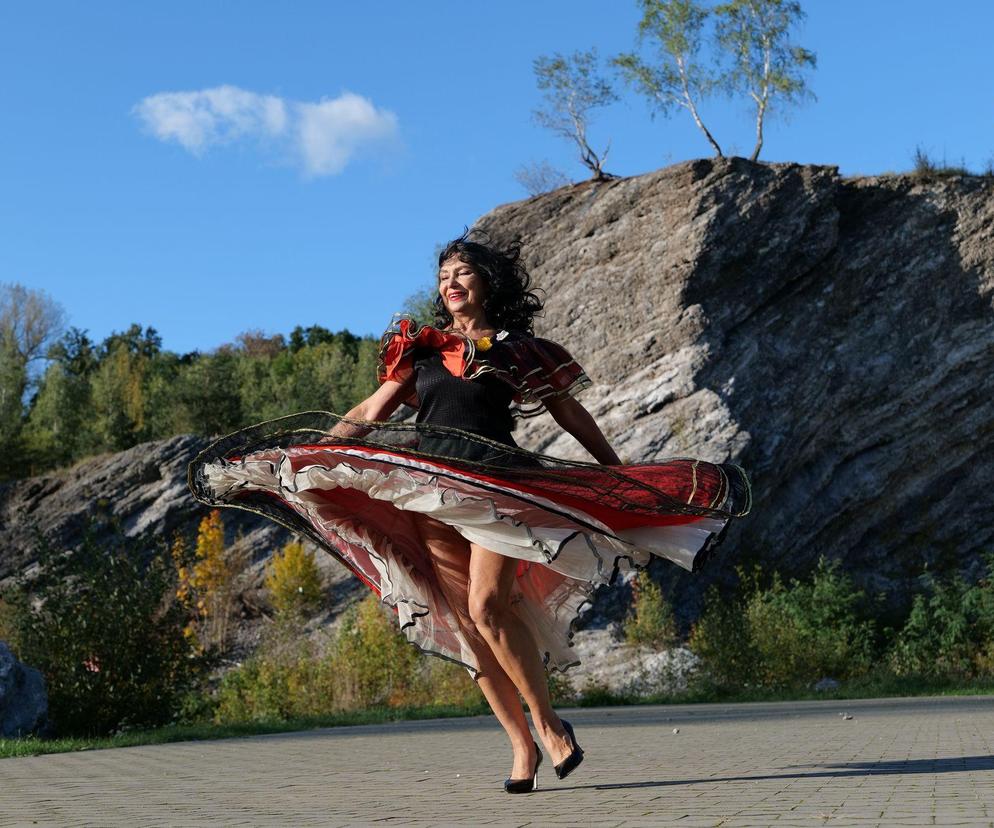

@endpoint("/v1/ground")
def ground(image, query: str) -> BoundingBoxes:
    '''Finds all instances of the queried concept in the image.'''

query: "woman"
[187,230,751,793]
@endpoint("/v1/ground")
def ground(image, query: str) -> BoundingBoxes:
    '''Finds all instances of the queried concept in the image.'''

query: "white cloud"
[297,93,398,176]
[133,85,398,176]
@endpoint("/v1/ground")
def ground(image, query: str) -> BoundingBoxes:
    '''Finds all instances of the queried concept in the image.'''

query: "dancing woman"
[187,230,751,793]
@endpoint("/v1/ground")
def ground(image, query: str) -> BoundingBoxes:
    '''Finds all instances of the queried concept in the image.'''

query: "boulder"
[0,641,48,737]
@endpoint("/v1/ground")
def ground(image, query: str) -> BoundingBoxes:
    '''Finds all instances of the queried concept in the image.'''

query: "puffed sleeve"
[376,316,473,409]
[485,334,592,418]
[377,324,415,385]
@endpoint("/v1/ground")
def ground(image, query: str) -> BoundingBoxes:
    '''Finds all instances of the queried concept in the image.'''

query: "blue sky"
[2,1,992,356]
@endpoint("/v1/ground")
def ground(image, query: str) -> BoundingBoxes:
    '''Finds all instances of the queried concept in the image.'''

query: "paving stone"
[2,696,994,826]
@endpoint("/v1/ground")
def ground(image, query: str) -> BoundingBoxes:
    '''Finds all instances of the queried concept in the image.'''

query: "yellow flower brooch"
[475,336,493,351]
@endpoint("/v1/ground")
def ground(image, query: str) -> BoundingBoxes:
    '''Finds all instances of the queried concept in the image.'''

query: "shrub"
[690,558,876,690]
[911,144,972,179]
[1,518,204,736]
[744,557,875,687]
[889,556,994,679]
[331,594,426,708]
[211,593,483,723]
[687,582,756,690]
[173,510,245,653]
[547,671,577,706]
[264,539,324,622]
[624,570,677,648]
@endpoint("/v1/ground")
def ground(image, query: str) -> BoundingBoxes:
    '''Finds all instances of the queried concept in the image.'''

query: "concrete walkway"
[2,696,994,827]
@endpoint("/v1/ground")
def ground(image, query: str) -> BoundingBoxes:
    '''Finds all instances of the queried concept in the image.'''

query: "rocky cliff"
[2,157,992,643]
[482,156,994,610]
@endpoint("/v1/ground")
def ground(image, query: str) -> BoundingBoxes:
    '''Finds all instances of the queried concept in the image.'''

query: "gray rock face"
[0,435,208,582]
[0,434,364,655]
[0,641,48,737]
[477,157,994,612]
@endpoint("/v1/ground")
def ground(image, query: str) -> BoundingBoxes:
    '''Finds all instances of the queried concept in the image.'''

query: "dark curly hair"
[432,229,544,334]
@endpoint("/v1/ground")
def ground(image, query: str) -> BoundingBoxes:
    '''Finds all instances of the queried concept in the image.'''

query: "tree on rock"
[713,0,816,161]
[614,0,724,157]
[532,49,618,181]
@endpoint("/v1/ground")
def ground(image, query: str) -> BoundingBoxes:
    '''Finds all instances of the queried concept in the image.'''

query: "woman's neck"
[447,310,495,338]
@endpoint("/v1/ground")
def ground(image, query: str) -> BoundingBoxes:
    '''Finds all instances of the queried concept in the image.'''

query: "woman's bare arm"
[324,375,416,439]
[543,394,622,465]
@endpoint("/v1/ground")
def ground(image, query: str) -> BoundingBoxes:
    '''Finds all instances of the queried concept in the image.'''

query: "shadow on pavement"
[552,754,994,792]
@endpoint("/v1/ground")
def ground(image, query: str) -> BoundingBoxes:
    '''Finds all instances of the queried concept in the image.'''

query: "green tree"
[139,351,185,441]
[614,0,724,156]
[0,282,67,477]
[89,343,147,451]
[0,334,28,477]
[713,0,816,160]
[97,323,162,361]
[401,285,439,327]
[349,339,380,405]
[175,351,243,436]
[22,327,98,467]
[533,48,618,181]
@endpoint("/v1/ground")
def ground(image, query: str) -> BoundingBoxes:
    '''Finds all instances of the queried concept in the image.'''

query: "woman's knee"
[468,588,507,636]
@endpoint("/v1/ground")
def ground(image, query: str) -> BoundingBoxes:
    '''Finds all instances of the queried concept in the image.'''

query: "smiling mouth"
[447,291,467,301]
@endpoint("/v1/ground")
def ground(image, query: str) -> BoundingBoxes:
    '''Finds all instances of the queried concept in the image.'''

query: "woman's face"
[438,255,486,316]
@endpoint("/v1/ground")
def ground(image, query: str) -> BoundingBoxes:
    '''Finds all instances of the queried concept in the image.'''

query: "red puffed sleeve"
[376,316,472,407]
[483,335,592,418]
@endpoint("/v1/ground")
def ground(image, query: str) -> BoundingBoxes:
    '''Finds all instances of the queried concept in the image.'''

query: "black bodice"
[413,348,515,440]
[412,348,538,466]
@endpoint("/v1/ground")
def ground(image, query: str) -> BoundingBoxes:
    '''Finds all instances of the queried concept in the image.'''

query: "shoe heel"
[504,740,542,794]
[554,720,584,781]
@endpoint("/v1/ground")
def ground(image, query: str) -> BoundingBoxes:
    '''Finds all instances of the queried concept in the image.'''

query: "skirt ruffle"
[187,411,752,675]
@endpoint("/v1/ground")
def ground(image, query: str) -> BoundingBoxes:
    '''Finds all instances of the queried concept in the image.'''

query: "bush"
[687,583,756,690]
[889,556,994,679]
[745,557,875,687]
[212,594,483,723]
[1,517,204,736]
[624,570,677,648]
[690,558,876,690]
[264,539,324,622]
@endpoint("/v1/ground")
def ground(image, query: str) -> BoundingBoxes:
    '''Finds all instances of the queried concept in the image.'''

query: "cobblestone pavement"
[3,696,994,827]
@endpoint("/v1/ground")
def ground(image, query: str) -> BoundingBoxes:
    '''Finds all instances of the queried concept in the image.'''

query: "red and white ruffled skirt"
[187,412,752,675]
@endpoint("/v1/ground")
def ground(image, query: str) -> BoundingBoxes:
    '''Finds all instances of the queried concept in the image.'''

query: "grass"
[5,676,994,760]
[0,702,488,760]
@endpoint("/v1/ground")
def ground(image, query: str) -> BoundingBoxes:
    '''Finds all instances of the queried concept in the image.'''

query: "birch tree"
[614,0,724,157]
[533,49,618,181]
[713,0,816,161]
[0,283,65,474]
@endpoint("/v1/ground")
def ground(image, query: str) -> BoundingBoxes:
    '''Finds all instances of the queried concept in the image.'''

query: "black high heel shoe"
[553,720,584,780]
[504,740,542,794]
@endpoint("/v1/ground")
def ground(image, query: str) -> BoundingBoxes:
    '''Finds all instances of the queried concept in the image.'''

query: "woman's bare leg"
[412,514,538,779]
[468,542,574,766]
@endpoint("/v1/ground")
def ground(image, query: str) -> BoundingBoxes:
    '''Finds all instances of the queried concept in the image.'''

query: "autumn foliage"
[173,509,244,653]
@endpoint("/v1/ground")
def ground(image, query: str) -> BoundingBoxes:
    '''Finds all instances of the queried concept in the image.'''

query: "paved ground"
[2,696,994,827]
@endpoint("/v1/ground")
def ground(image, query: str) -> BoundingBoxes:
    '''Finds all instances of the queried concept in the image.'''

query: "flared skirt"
[186,411,752,675]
